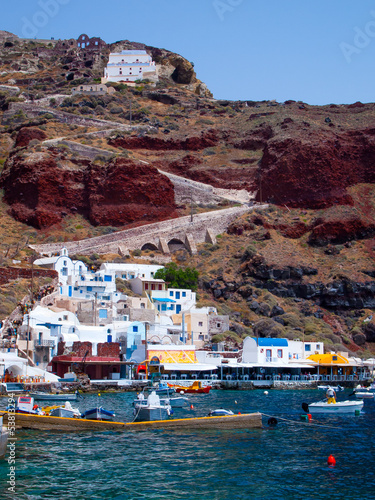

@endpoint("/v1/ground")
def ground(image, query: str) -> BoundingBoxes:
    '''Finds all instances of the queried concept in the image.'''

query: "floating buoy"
[98,393,101,397]
[190,404,194,409]
[234,400,237,404]
[268,417,278,426]
[327,455,336,466]
[238,412,241,415]
[307,413,312,421]
[264,391,269,395]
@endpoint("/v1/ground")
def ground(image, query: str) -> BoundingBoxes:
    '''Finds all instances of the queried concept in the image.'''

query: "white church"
[102,50,158,84]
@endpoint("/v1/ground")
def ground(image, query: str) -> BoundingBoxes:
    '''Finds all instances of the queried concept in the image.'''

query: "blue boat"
[81,407,115,421]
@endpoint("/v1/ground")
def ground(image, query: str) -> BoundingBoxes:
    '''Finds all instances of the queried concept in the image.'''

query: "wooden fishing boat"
[167,381,212,394]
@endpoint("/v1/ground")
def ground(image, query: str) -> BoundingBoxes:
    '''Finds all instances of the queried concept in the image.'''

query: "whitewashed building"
[99,263,164,281]
[33,247,87,287]
[102,50,158,84]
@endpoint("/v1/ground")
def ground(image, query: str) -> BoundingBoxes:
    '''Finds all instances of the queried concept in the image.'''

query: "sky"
[2,0,375,105]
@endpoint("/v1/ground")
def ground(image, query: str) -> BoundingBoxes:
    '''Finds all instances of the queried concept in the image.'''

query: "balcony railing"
[35,340,55,347]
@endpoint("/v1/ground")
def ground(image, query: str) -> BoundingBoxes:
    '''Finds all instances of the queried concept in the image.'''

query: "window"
[104,275,112,282]
[99,309,107,319]
[63,315,68,321]
[145,283,149,290]
[61,267,68,276]
[133,325,138,333]
[158,284,162,290]
[87,286,92,291]
[122,274,126,279]
[169,291,173,297]
[198,321,203,327]
[151,284,155,291]
[141,303,145,309]
[217,323,221,328]
[316,344,320,350]
[305,345,311,351]
[277,349,283,358]
[182,292,186,297]
[266,349,272,360]
[161,304,167,312]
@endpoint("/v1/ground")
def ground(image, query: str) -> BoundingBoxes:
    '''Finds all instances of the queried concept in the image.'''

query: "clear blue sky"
[2,0,375,105]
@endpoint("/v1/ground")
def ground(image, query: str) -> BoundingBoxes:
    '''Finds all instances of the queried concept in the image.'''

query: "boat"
[208,409,234,417]
[1,382,26,394]
[152,381,176,396]
[0,415,9,458]
[354,390,374,399]
[30,390,79,401]
[48,401,81,418]
[302,399,364,414]
[81,407,116,421]
[12,396,45,415]
[317,385,344,392]
[167,381,212,394]
[133,392,188,409]
[133,391,172,422]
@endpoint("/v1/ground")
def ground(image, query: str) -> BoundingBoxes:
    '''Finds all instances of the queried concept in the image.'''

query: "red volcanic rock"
[87,158,177,226]
[276,221,309,239]
[0,152,176,229]
[259,128,375,208]
[15,127,47,148]
[308,216,375,246]
[108,129,219,151]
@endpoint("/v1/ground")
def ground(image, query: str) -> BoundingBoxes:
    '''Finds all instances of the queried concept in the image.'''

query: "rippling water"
[1,388,374,499]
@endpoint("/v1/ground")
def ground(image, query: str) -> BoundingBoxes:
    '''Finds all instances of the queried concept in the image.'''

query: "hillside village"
[1,245,373,388]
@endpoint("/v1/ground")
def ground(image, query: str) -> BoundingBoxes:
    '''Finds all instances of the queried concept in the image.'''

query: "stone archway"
[141,242,158,251]
[168,238,186,253]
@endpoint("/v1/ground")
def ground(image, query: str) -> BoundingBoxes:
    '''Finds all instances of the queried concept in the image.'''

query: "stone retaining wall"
[0,267,58,285]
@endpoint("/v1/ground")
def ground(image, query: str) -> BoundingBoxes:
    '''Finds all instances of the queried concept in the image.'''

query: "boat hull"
[133,407,170,422]
[49,408,80,418]
[82,408,115,421]
[30,392,78,401]
[307,400,364,414]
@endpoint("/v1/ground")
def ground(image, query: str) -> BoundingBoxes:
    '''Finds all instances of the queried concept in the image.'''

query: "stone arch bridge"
[30,206,259,257]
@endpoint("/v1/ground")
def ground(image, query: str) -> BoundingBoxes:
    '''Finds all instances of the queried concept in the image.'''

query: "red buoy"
[307,413,312,421]
[190,404,194,409]
[327,455,336,466]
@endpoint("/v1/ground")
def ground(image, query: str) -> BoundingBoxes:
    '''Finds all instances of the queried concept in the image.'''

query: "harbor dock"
[0,410,262,432]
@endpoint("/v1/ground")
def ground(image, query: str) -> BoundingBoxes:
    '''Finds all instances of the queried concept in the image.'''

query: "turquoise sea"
[1,388,375,500]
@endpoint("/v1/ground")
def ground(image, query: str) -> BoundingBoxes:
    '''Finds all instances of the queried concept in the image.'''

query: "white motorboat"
[48,401,81,418]
[133,393,188,409]
[354,390,374,399]
[208,409,234,417]
[133,391,172,422]
[0,416,9,458]
[317,385,344,392]
[30,391,79,401]
[302,400,364,414]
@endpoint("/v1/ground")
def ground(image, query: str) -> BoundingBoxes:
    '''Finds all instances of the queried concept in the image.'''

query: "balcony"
[35,339,55,347]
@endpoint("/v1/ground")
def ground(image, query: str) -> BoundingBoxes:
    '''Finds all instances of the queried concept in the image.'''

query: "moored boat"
[11,396,44,415]
[30,391,79,401]
[354,390,374,399]
[133,391,172,422]
[81,407,115,421]
[302,399,364,414]
[167,381,212,394]
[48,401,81,418]
[208,409,234,417]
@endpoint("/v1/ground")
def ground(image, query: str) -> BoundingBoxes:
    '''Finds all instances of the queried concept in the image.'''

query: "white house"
[102,50,158,84]
[151,288,196,316]
[33,247,88,287]
[99,263,164,281]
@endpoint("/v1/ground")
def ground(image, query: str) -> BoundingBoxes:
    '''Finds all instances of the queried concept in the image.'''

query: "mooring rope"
[260,412,343,430]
